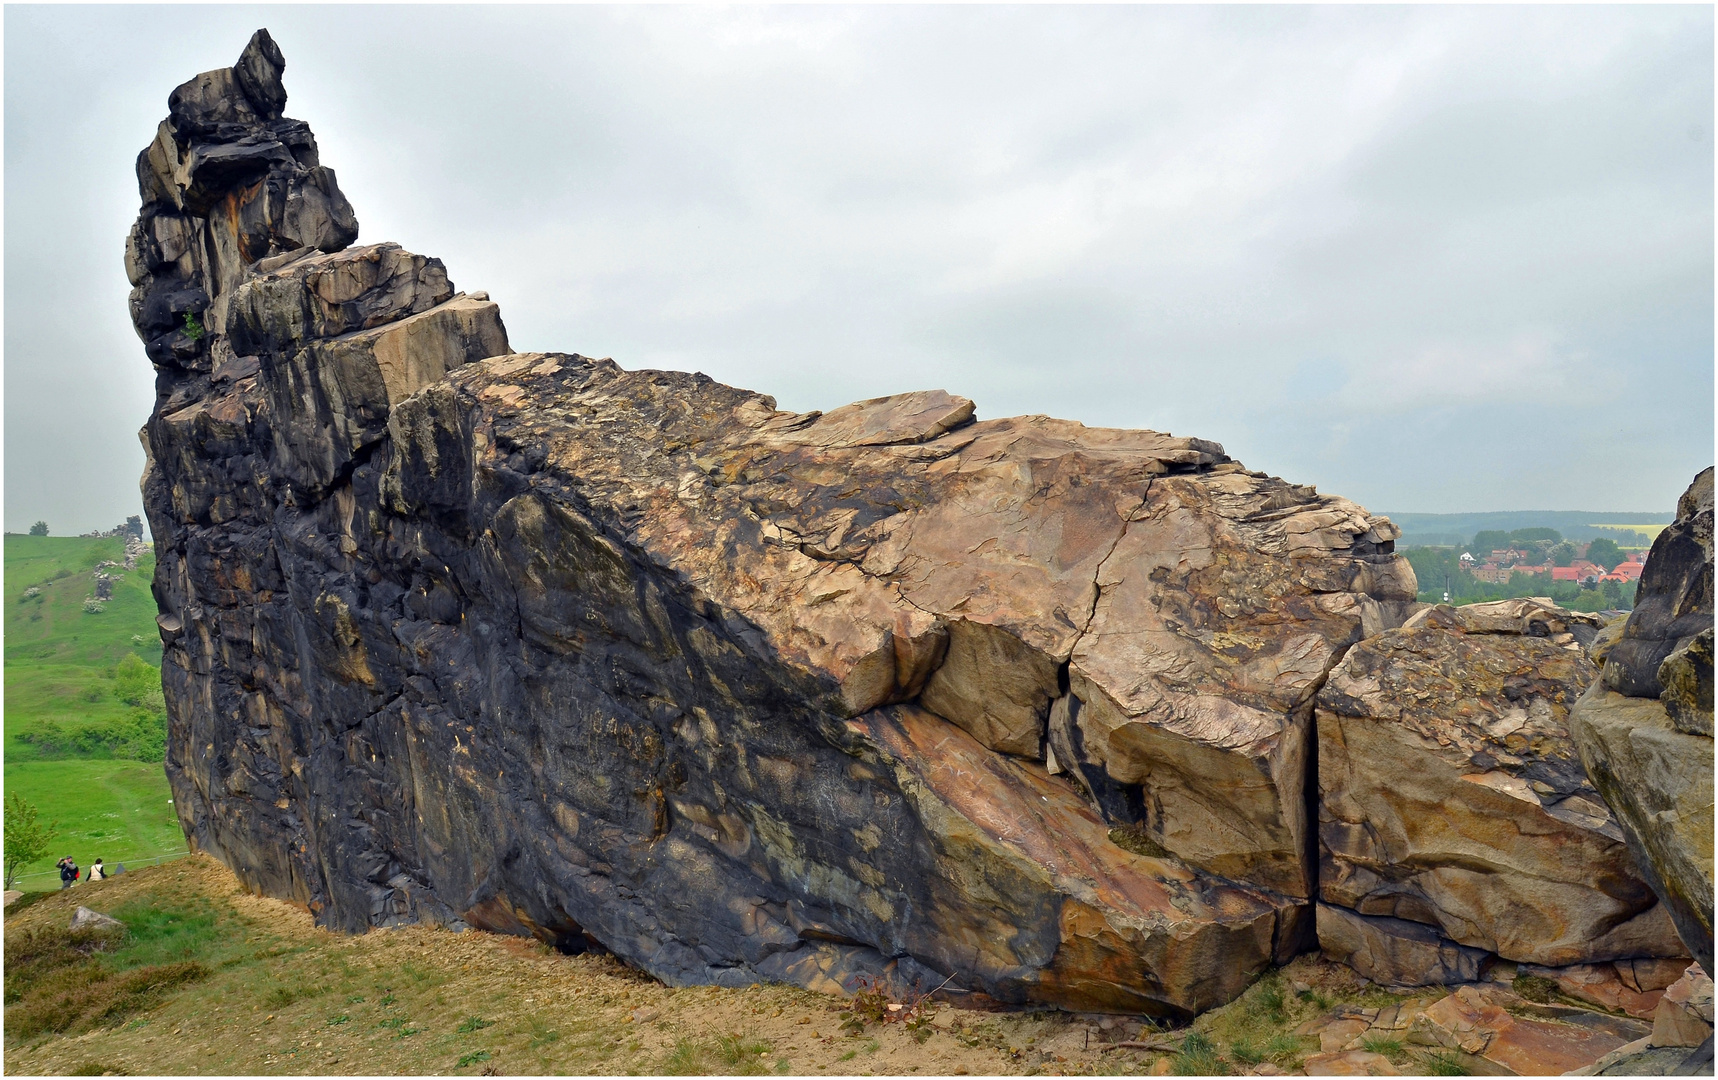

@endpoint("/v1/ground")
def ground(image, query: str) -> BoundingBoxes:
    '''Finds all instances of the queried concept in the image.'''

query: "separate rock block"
[1317,600,1684,968]
[1520,958,1692,1020]
[1602,467,1712,701]
[1570,685,1715,976]
[1317,904,1489,987]
[1412,985,1631,1075]
[1651,963,1714,1049]
[69,906,126,933]
[854,705,1303,1016]
[1659,629,1714,737]
[225,243,454,354]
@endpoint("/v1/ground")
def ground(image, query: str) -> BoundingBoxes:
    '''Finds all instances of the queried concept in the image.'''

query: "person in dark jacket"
[58,857,77,889]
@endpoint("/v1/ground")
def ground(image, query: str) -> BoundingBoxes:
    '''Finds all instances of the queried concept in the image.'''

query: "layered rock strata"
[135,34,1422,1016]
[1315,598,1686,985]
[1571,469,1715,977]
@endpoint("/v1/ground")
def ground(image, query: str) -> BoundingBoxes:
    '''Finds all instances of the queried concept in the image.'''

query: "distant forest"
[1383,510,1670,549]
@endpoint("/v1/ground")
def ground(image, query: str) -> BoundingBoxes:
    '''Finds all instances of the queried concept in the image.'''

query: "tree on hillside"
[1550,542,1577,567]
[1509,527,1562,544]
[1586,537,1625,571]
[3,793,57,889]
[1472,530,1512,552]
[28,521,48,536]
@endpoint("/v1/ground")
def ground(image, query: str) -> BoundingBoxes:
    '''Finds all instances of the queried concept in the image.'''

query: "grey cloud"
[4,4,1710,534]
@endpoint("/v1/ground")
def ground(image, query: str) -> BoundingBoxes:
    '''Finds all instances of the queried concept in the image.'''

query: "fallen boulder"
[69,906,126,933]
[1316,598,1684,982]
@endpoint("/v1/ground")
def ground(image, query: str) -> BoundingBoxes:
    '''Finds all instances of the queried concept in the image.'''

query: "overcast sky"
[5,4,1713,535]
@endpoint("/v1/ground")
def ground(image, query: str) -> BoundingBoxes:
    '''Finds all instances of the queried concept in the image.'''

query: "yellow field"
[1589,523,1666,547]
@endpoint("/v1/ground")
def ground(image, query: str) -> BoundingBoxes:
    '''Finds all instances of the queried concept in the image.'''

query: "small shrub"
[718,1033,774,1074]
[182,312,205,342]
[1264,1033,1305,1064]
[265,985,300,1007]
[1252,981,1287,1022]
[1513,973,1557,1004]
[848,974,892,1025]
[1107,823,1170,858]
[661,1037,711,1075]
[1361,1034,1406,1061]
[527,1017,559,1046]
[1230,1037,1264,1064]
[1172,1031,1229,1076]
[1424,1049,1471,1075]
[82,599,105,614]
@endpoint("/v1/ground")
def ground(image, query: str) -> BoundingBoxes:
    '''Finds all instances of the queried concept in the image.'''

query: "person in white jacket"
[86,859,105,882]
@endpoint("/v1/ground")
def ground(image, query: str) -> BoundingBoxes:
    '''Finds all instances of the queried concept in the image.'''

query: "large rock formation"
[133,33,1423,1017]
[1314,598,1687,985]
[1571,469,1715,977]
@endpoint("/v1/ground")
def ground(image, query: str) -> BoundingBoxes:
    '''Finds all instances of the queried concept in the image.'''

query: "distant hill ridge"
[1382,510,1675,548]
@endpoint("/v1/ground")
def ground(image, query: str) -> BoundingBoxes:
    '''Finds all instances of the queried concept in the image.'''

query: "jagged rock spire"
[126,28,358,373]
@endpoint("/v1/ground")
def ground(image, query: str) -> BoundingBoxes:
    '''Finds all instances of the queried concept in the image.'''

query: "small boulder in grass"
[69,906,125,933]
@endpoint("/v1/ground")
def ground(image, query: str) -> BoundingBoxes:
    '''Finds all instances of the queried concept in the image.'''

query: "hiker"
[58,857,78,889]
[86,859,105,882]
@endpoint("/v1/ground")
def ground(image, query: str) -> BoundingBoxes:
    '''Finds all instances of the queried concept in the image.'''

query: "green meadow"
[5,535,183,887]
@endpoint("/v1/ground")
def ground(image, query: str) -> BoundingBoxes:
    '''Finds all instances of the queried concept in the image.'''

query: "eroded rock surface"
[1571,469,1716,977]
[1315,598,1685,982]
[135,34,1420,1017]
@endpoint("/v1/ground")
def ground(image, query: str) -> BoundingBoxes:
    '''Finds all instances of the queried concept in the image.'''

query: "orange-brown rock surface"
[133,33,1420,1018]
[1315,598,1686,982]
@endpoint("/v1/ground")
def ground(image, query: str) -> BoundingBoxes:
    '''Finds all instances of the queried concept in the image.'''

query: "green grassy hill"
[5,535,183,886]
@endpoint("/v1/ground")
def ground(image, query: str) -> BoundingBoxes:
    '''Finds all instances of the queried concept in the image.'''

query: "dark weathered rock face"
[1571,469,1715,978]
[133,35,1431,1017]
[1314,599,1685,984]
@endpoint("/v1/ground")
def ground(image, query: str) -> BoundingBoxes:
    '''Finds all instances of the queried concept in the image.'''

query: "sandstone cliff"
[133,32,1697,1022]
[132,33,1429,1017]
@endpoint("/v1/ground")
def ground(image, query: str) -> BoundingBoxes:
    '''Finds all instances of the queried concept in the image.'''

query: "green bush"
[16,711,166,762]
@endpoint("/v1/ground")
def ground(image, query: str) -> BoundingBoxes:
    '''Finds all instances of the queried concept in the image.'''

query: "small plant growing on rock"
[1171,1030,1228,1075]
[1361,1034,1406,1062]
[1512,973,1558,1004]
[1107,823,1170,859]
[182,312,205,341]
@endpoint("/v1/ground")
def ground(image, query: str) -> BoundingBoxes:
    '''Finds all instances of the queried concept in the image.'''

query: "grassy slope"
[5,535,181,883]
[0,856,1350,1077]
[3,856,1538,1077]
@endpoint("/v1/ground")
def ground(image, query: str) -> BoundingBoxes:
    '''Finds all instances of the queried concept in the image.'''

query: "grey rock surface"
[1572,469,1716,977]
[69,906,126,933]
[134,32,1427,1018]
